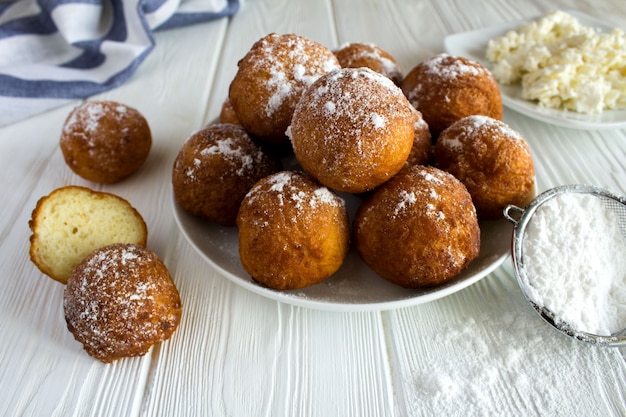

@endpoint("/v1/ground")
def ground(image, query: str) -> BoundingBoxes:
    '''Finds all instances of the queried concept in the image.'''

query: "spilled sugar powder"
[521,192,626,336]
[402,298,624,416]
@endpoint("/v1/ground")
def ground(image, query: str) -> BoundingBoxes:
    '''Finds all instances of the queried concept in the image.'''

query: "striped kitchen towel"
[0,0,239,127]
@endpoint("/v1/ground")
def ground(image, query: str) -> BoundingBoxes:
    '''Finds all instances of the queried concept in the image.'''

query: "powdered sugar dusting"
[181,126,270,181]
[200,137,255,176]
[405,54,490,108]
[386,168,450,223]
[249,34,341,117]
[371,113,386,129]
[394,190,417,216]
[64,244,181,362]
[84,103,105,132]
[422,53,487,80]
[64,101,130,135]
[294,67,408,156]
[245,171,344,213]
[439,115,528,155]
[266,70,292,115]
[334,42,402,82]
[464,115,523,141]
[418,168,445,186]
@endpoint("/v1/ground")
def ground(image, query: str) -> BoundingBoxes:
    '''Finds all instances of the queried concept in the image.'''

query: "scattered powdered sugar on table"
[399,298,624,416]
[522,192,626,336]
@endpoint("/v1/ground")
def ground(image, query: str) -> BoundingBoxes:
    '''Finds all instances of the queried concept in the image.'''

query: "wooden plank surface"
[0,0,625,416]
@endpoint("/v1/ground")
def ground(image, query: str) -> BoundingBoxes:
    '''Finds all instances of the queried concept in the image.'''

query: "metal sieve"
[503,184,626,347]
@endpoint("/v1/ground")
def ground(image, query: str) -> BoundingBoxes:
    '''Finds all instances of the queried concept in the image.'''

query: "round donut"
[401,54,502,136]
[289,67,418,194]
[237,171,350,290]
[172,123,280,226]
[64,243,182,363]
[334,42,403,85]
[228,33,340,144]
[60,100,152,183]
[354,165,480,288]
[434,115,536,219]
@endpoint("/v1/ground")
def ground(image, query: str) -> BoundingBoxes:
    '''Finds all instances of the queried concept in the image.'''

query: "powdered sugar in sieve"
[504,184,626,347]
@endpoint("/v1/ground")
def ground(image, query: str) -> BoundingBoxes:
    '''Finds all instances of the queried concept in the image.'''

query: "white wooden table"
[1,0,625,416]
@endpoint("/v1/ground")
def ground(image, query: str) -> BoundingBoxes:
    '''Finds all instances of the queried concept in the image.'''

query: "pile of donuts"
[172,33,536,291]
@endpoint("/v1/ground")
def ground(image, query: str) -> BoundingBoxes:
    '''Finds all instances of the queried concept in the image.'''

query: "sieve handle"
[503,204,524,225]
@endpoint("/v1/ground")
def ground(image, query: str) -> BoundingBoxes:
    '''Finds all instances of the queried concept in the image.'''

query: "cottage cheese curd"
[486,10,626,114]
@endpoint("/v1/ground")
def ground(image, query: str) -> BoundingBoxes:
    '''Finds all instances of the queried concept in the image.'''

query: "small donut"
[64,243,182,363]
[228,33,340,144]
[237,171,350,290]
[60,100,152,183]
[434,115,536,219]
[289,67,418,194]
[334,42,403,85]
[172,123,280,226]
[401,54,502,136]
[354,165,480,288]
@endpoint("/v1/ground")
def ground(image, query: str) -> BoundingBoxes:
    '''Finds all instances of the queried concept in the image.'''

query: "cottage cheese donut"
[334,42,403,85]
[64,243,182,363]
[354,165,480,288]
[228,33,340,144]
[237,171,350,290]
[172,123,280,226]
[289,67,418,194]
[60,100,152,183]
[29,186,147,284]
[435,115,536,219]
[401,54,502,136]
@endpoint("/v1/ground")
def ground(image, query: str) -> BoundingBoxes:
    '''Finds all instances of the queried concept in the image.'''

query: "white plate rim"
[172,194,512,312]
[444,10,626,130]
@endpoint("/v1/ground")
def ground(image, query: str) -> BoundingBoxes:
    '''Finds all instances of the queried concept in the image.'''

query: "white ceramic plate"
[173,191,512,312]
[444,10,626,130]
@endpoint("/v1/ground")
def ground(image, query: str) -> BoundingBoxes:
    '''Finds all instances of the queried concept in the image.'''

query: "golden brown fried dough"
[64,243,182,363]
[289,67,417,193]
[172,123,280,226]
[334,42,403,85]
[354,165,480,288]
[229,33,340,144]
[219,98,241,125]
[435,115,536,219]
[401,54,502,136]
[406,111,433,166]
[237,171,350,290]
[60,100,151,183]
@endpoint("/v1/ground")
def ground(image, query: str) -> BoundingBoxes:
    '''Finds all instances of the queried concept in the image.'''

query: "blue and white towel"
[0,0,239,127]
